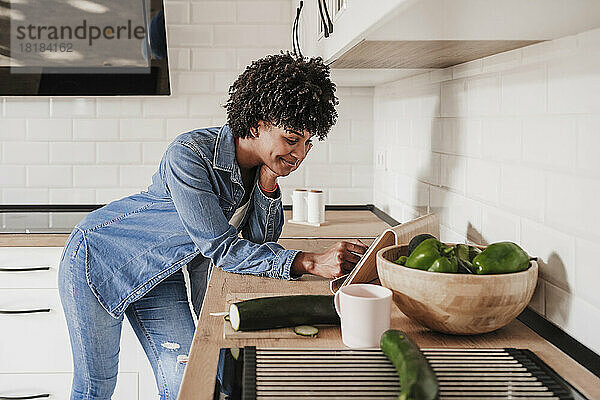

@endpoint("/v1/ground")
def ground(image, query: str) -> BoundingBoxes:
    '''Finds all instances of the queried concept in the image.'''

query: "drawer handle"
[0,309,51,314]
[0,267,51,272]
[0,395,51,399]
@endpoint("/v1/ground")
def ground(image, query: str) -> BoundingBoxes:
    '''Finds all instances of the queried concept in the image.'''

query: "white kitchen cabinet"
[0,372,138,400]
[1,288,79,373]
[298,0,401,61]
[0,289,141,373]
[296,0,432,85]
[0,247,156,399]
[0,247,63,289]
[295,0,600,84]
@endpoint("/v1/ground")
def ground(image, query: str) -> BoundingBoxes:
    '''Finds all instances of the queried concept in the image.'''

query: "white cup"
[334,284,392,348]
[307,189,325,224]
[291,189,307,222]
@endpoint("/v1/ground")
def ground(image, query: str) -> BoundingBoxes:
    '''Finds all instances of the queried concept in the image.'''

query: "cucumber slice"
[229,303,241,331]
[294,325,319,337]
[224,314,230,321]
[228,295,339,332]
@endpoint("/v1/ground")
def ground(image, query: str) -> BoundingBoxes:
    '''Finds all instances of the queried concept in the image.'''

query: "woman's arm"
[164,141,298,280]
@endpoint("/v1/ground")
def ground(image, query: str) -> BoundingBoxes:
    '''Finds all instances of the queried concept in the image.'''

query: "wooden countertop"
[0,210,390,247]
[179,258,600,400]
[0,233,70,247]
[2,210,598,398]
[280,209,389,238]
[179,211,600,400]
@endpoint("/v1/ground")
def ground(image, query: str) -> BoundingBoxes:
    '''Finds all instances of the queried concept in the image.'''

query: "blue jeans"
[58,230,210,400]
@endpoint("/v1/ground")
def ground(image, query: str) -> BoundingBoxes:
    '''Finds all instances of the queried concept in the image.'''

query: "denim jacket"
[70,125,300,318]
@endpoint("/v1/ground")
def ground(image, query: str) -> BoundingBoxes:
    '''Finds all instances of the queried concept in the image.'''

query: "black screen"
[0,0,170,95]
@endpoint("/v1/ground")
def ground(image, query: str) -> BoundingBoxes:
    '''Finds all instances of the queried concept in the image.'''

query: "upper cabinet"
[296,0,600,69]
[299,0,405,64]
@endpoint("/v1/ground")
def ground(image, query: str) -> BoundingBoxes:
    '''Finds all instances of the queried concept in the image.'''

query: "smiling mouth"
[280,157,297,167]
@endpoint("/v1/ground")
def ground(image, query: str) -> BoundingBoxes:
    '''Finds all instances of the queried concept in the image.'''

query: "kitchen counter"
[179,211,600,400]
[0,209,389,247]
[280,209,389,238]
[0,233,70,246]
[180,262,600,400]
[3,210,598,398]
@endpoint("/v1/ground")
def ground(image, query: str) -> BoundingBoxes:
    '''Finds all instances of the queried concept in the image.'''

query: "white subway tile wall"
[0,0,370,207]
[28,165,72,188]
[27,119,73,141]
[0,166,26,188]
[373,27,600,354]
[2,119,26,140]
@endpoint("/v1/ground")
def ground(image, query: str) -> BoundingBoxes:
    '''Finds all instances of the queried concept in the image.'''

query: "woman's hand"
[292,239,369,279]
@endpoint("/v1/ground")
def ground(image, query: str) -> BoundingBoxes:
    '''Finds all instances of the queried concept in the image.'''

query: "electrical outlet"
[375,150,386,170]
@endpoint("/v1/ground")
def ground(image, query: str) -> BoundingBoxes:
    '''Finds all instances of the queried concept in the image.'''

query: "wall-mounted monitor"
[0,0,170,95]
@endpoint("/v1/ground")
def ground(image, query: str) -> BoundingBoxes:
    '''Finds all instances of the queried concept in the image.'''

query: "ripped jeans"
[58,230,210,400]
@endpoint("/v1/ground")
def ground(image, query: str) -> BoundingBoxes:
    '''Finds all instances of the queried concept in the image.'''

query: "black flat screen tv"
[0,0,170,95]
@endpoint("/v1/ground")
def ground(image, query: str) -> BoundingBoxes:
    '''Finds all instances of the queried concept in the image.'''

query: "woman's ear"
[250,120,271,138]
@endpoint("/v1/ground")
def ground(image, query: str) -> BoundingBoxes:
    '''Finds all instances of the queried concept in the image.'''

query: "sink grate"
[233,347,587,400]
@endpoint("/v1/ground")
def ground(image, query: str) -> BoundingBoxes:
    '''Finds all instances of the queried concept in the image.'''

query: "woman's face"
[252,121,313,177]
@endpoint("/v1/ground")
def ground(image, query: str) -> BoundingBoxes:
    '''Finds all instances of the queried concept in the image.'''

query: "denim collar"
[213,125,243,187]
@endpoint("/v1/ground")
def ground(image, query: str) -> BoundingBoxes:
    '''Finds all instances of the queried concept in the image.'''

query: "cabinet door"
[299,0,403,63]
[0,247,63,289]
[0,372,138,400]
[0,289,139,373]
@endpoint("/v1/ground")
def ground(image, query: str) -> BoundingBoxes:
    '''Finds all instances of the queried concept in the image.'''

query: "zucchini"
[380,330,439,400]
[294,325,319,337]
[229,295,340,332]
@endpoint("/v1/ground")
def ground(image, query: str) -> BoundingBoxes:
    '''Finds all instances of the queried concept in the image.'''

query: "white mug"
[307,189,325,224]
[334,284,392,348]
[291,189,307,222]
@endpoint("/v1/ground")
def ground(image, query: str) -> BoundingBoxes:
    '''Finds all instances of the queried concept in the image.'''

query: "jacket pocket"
[218,197,235,213]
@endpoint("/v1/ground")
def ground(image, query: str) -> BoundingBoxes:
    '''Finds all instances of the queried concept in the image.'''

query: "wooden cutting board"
[222,293,339,339]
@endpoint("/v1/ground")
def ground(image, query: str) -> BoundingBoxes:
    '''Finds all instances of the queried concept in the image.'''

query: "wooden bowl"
[376,244,538,335]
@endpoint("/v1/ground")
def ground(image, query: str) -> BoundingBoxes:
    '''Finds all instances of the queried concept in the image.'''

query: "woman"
[58,53,367,400]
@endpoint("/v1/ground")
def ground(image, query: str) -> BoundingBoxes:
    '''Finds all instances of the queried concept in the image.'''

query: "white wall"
[373,27,600,354]
[0,0,372,207]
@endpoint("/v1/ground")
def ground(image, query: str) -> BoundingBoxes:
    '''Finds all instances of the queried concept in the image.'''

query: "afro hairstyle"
[225,52,338,141]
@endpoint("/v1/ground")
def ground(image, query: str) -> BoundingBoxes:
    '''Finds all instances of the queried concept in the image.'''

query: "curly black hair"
[225,52,338,141]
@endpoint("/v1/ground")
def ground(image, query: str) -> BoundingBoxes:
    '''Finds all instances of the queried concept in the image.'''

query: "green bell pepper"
[472,242,530,274]
[405,238,458,273]
[455,244,481,274]
[394,255,408,266]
